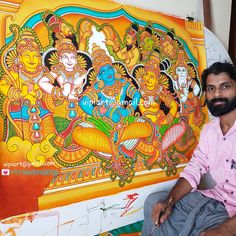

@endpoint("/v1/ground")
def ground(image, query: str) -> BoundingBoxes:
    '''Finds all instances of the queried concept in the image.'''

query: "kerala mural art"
[0,0,208,234]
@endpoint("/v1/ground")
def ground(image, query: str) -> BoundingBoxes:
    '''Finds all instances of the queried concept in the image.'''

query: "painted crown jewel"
[91,43,112,74]
[16,31,40,55]
[56,38,77,55]
[144,49,160,74]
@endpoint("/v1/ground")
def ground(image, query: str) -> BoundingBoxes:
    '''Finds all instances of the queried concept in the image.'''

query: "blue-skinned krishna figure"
[79,43,140,123]
[73,43,152,186]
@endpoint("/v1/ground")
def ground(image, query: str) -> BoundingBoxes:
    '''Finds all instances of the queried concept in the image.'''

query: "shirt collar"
[213,117,236,136]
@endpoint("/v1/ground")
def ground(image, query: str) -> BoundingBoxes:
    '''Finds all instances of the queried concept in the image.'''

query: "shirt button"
[223,137,226,140]
[226,159,229,162]
[226,179,229,183]
[224,200,227,203]
[231,191,234,194]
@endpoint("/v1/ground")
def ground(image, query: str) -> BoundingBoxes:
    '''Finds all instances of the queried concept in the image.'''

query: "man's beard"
[206,95,236,117]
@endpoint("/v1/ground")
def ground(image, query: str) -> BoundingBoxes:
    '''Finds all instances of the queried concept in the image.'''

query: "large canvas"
[0,0,208,234]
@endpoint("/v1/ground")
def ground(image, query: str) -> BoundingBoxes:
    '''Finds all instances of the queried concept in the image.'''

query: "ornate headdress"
[140,24,152,41]
[126,23,139,41]
[160,30,180,46]
[45,14,62,33]
[160,30,181,58]
[55,38,77,56]
[16,31,40,55]
[91,43,112,74]
[170,47,195,81]
[175,48,188,68]
[144,48,160,75]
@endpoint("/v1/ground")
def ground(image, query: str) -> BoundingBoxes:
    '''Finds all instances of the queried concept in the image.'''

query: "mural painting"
[0,0,208,234]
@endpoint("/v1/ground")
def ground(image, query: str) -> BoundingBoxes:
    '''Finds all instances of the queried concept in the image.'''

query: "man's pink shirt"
[180,117,236,217]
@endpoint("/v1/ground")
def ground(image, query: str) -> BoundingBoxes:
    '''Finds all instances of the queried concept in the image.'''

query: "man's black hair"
[201,62,236,91]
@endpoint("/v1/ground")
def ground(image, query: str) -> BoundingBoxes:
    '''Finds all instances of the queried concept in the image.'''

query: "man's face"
[205,72,236,117]
[126,34,132,46]
[20,50,40,71]
[176,66,188,86]
[60,52,77,70]
[140,37,154,60]
[144,70,158,90]
[60,23,73,36]
[98,64,115,84]
[162,41,174,57]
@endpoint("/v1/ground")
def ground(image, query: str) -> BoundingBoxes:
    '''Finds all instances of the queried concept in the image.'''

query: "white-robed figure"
[39,37,87,120]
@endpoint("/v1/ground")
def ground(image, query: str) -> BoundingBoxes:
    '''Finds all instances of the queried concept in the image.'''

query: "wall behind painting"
[114,0,232,52]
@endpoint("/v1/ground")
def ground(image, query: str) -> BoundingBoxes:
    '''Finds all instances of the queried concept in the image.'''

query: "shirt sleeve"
[180,124,210,191]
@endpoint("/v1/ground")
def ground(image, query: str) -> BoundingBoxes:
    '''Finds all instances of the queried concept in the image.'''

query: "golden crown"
[16,31,40,55]
[48,15,62,33]
[144,50,160,75]
[56,38,77,56]
[91,43,112,74]
[175,49,188,68]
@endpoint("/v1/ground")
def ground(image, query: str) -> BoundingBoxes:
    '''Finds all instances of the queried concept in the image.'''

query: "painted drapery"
[0,0,208,234]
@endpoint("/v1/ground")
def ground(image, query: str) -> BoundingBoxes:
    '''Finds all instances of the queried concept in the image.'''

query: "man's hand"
[104,38,120,51]
[79,20,93,40]
[150,178,193,228]
[151,199,173,227]
[104,39,115,47]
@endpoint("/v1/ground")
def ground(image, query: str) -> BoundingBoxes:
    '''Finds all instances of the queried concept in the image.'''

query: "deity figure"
[39,38,87,120]
[38,37,89,165]
[160,30,181,60]
[0,29,55,143]
[170,48,204,130]
[165,47,205,155]
[43,12,78,49]
[104,23,140,73]
[72,43,152,185]
[139,23,160,62]
[138,49,178,127]
[77,18,94,51]
[134,49,186,172]
[78,43,141,125]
